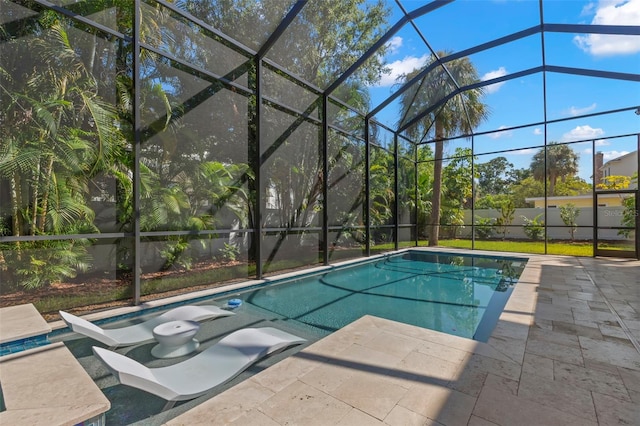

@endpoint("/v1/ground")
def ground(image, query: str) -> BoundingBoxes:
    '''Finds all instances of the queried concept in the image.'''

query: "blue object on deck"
[228,299,242,308]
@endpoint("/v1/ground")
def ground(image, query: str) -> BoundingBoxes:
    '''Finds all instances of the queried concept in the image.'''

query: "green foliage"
[554,176,592,196]
[495,200,515,240]
[2,239,93,291]
[619,195,637,238]
[0,20,126,289]
[597,175,631,190]
[475,193,513,210]
[522,213,545,240]
[509,177,545,208]
[0,217,9,236]
[400,53,488,246]
[415,146,434,237]
[160,239,193,271]
[559,203,580,241]
[220,242,240,262]
[369,149,395,227]
[530,143,579,197]
[475,156,514,196]
[443,148,475,209]
[440,208,465,239]
[474,216,495,239]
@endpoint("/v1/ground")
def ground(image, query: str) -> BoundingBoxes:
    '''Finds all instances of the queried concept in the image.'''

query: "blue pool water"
[220,250,527,342]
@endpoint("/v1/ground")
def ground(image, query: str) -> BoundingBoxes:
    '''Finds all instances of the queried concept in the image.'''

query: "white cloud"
[580,2,597,16]
[564,103,597,116]
[573,0,640,56]
[603,150,630,161]
[561,125,605,142]
[481,67,508,94]
[488,125,513,139]
[385,36,403,55]
[376,54,429,87]
[510,148,538,155]
[533,128,543,135]
[581,139,609,153]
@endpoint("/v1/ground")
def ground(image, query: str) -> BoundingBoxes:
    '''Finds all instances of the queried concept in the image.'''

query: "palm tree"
[398,53,489,246]
[0,22,126,288]
[530,143,579,197]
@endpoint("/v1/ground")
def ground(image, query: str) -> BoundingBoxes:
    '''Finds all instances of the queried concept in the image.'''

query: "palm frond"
[80,91,123,175]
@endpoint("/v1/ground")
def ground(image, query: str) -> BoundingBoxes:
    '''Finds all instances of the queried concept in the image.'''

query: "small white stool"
[151,320,200,358]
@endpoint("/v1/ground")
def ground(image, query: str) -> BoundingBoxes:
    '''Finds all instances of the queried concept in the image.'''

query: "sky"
[365,0,640,180]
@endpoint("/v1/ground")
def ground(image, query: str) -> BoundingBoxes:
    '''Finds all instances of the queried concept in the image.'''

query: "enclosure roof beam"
[398,67,543,134]
[257,1,308,59]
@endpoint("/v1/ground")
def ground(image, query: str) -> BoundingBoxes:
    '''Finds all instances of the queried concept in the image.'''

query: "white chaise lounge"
[60,305,234,348]
[92,327,306,410]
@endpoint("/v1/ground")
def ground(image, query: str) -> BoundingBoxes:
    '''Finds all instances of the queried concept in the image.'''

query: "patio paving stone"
[525,337,585,365]
[397,381,476,425]
[522,352,554,379]
[553,360,630,401]
[329,371,408,420]
[473,383,597,426]
[592,392,640,425]
[517,371,597,422]
[467,414,500,426]
[528,325,581,347]
[258,380,353,426]
[336,408,384,425]
[579,335,640,370]
[383,405,431,426]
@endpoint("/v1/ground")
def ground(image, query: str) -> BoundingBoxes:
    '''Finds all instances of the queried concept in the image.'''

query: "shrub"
[559,203,580,241]
[220,242,240,262]
[522,214,544,240]
[474,217,495,239]
[495,200,515,240]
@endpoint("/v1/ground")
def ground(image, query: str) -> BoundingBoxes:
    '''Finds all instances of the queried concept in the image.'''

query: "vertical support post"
[322,96,329,265]
[592,138,597,256]
[133,0,141,305]
[394,133,399,251]
[539,0,549,255]
[254,59,263,279]
[365,118,371,257]
[471,135,475,250]
[414,142,419,247]
[635,133,640,259]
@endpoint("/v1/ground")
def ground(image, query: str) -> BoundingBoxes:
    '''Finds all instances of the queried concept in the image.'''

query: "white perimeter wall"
[461,207,630,241]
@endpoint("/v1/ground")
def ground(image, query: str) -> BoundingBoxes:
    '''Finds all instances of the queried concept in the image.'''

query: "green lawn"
[416,239,595,257]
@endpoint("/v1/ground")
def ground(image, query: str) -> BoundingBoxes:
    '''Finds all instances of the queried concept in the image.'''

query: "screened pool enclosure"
[1,0,639,312]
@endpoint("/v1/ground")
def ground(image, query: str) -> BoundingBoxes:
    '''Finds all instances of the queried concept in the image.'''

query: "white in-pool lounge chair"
[60,305,234,348]
[92,327,306,410]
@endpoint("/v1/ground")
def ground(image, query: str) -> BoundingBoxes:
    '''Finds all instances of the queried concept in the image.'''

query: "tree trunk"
[38,156,55,234]
[10,173,21,238]
[31,157,41,233]
[548,172,556,197]
[429,138,444,246]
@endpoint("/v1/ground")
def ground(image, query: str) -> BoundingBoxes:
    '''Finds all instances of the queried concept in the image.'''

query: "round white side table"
[151,320,200,358]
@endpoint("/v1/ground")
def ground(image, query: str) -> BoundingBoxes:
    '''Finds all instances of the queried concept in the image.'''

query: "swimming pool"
[216,250,527,342]
[46,249,526,424]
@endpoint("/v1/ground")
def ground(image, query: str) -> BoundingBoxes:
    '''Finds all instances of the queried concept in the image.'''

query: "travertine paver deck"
[0,342,110,425]
[166,251,640,426]
[0,303,51,343]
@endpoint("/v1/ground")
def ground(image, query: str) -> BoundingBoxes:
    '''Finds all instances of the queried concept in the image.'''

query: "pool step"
[0,304,110,425]
[0,304,51,345]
